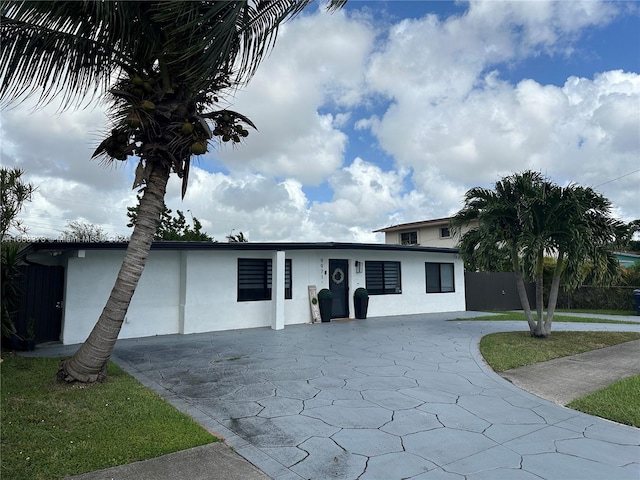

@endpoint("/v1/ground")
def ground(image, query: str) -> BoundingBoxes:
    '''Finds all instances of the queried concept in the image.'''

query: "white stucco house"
[20,241,465,345]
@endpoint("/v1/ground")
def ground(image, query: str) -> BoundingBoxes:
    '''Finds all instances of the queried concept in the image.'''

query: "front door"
[329,259,349,318]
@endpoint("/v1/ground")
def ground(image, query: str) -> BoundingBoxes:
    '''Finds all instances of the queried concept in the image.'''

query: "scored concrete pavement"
[49,313,639,480]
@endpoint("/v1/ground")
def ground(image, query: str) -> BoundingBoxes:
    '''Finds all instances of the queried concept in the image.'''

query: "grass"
[568,374,640,428]
[458,311,639,325]
[479,331,640,372]
[479,331,640,427]
[1,354,217,480]
[556,308,636,316]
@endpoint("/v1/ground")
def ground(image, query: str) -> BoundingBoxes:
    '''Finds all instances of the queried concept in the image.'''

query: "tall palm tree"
[452,171,621,337]
[1,0,345,383]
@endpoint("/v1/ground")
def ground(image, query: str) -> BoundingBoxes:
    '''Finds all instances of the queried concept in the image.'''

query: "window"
[439,227,451,238]
[238,258,292,301]
[425,263,455,293]
[365,261,401,295]
[400,231,418,245]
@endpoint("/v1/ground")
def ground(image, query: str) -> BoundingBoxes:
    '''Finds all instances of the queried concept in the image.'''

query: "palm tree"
[227,230,248,242]
[1,0,345,383]
[452,171,544,334]
[540,184,622,335]
[452,171,622,337]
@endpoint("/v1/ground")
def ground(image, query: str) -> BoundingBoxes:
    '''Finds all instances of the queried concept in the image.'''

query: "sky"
[1,0,639,243]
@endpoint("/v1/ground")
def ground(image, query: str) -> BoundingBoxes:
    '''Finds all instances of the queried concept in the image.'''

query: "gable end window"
[439,227,451,238]
[238,258,292,301]
[425,262,455,293]
[400,231,418,245]
[365,261,402,295]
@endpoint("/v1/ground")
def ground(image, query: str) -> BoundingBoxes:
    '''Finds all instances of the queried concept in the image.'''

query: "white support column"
[272,250,285,330]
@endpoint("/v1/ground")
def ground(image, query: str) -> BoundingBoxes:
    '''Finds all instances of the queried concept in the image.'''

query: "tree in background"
[61,221,109,242]
[127,195,214,241]
[226,230,248,243]
[0,167,35,344]
[617,219,640,253]
[1,1,345,383]
[452,170,622,337]
[0,167,35,241]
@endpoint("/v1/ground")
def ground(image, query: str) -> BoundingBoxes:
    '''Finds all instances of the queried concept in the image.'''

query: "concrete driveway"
[107,312,639,479]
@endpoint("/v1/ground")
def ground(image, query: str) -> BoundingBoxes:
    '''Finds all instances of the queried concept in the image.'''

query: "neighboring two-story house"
[374,217,538,312]
[374,217,477,248]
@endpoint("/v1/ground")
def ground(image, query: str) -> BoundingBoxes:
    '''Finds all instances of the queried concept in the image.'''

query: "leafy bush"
[354,288,368,298]
[318,288,332,300]
[1,242,22,340]
[555,286,637,311]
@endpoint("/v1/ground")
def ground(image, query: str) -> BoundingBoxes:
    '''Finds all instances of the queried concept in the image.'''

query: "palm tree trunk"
[511,248,536,334]
[533,249,546,337]
[58,163,170,383]
[544,251,564,336]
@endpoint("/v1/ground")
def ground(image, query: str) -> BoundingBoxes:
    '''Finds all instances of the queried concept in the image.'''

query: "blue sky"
[2,0,639,242]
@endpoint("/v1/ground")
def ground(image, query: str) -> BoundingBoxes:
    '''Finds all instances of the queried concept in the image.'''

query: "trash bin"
[635,289,640,316]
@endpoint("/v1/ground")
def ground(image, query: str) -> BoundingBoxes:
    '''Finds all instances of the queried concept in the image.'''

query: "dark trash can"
[634,289,640,316]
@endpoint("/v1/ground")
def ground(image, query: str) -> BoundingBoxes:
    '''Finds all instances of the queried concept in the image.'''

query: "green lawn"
[0,354,217,480]
[556,308,636,316]
[479,331,640,371]
[479,331,640,427]
[568,374,640,428]
[458,311,639,325]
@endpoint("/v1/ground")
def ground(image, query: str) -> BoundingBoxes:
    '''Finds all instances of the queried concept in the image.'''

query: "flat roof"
[19,240,458,256]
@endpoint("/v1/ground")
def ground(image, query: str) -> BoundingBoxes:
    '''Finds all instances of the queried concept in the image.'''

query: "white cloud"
[360,2,638,221]
[203,8,375,185]
[2,1,637,244]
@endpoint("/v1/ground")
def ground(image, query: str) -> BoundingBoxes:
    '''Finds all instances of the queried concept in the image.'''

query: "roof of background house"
[614,251,640,268]
[373,217,452,233]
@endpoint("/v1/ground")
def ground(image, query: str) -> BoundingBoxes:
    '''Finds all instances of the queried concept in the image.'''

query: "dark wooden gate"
[16,265,64,344]
[329,259,349,318]
[464,272,534,311]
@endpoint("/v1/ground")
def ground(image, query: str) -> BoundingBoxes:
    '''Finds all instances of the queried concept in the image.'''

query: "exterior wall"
[182,250,273,333]
[381,220,477,248]
[62,250,180,344]
[60,246,465,344]
[362,250,465,317]
[384,225,459,248]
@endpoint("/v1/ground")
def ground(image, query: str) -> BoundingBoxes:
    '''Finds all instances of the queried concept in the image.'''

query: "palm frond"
[1,1,157,109]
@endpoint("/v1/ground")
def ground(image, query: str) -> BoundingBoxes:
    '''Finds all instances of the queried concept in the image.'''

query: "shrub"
[318,288,332,300]
[354,288,368,298]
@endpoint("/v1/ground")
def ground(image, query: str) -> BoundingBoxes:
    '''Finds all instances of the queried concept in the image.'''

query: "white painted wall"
[363,250,466,317]
[59,246,465,344]
[62,250,180,344]
[181,250,274,333]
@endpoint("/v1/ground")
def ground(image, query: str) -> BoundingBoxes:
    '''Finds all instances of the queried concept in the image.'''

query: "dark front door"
[17,265,64,344]
[329,259,349,318]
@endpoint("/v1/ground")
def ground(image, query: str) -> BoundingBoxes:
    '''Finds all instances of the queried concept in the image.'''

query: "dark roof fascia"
[21,240,458,255]
[373,217,452,233]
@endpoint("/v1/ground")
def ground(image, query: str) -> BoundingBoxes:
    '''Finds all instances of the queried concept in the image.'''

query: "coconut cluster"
[94,71,253,169]
[213,112,249,144]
